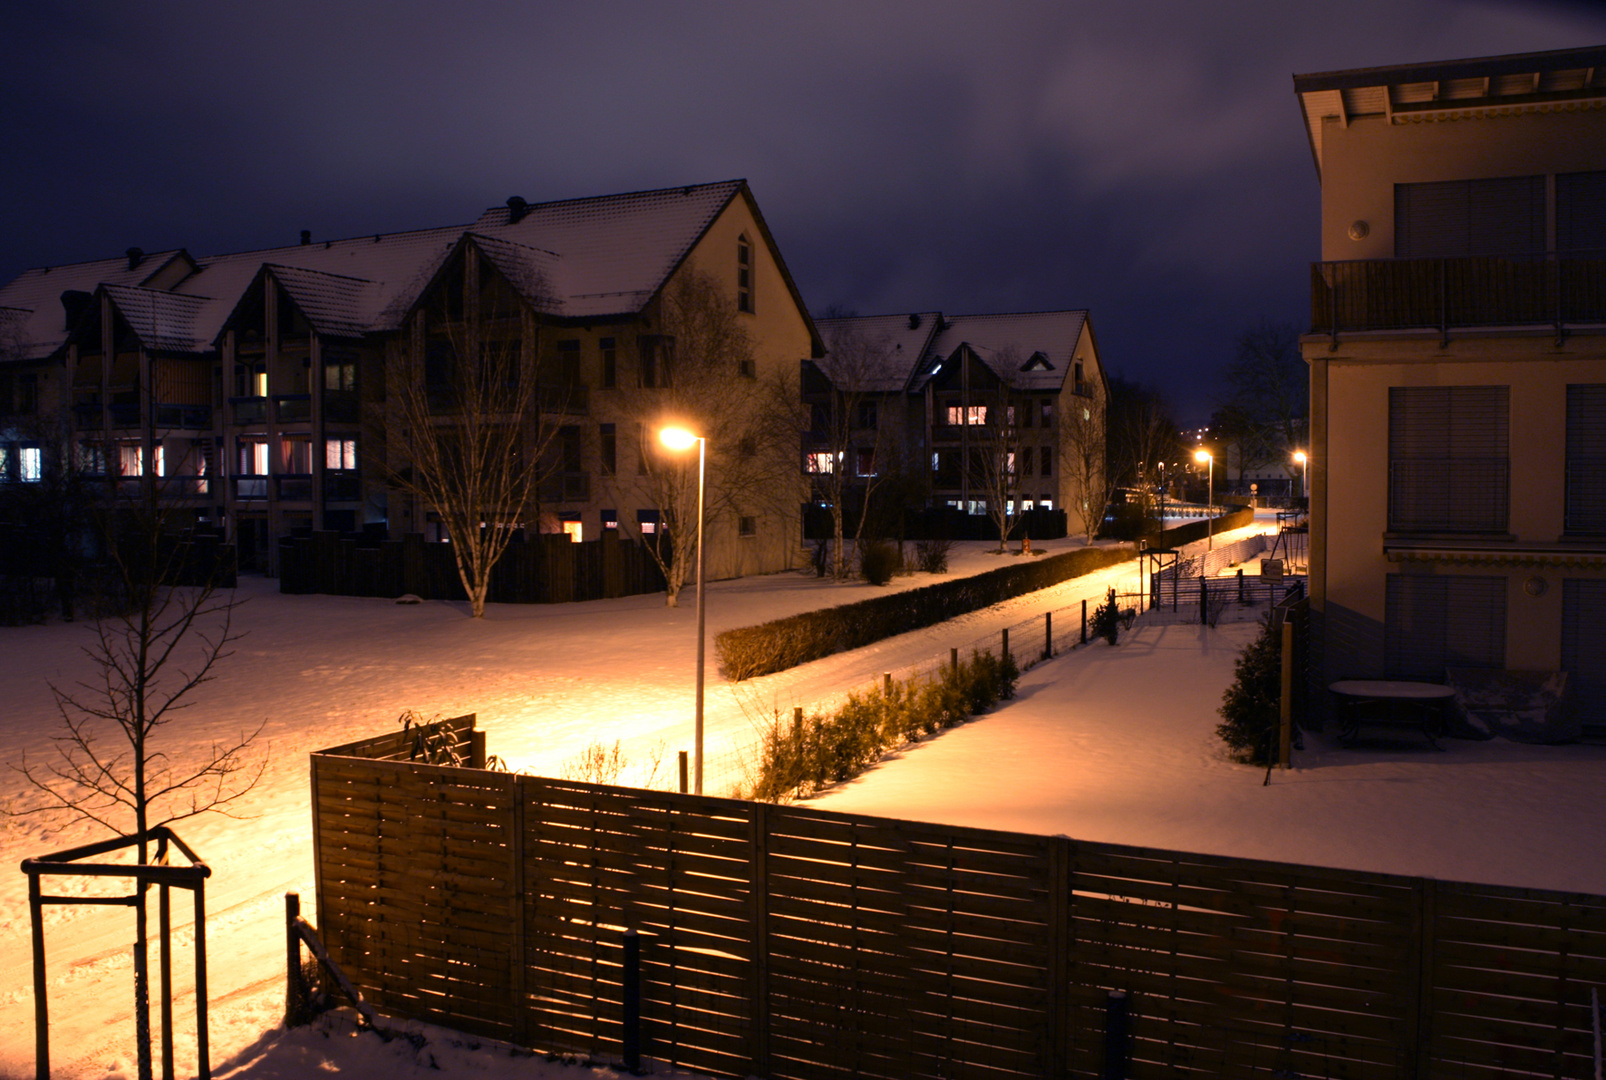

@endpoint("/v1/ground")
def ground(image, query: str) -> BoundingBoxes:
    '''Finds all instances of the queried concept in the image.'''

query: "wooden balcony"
[1311,253,1606,337]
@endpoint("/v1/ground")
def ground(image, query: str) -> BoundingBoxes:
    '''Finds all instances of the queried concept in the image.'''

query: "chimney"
[60,289,93,331]
[908,313,921,330]
[125,247,144,272]
[506,195,529,224]
[300,229,312,246]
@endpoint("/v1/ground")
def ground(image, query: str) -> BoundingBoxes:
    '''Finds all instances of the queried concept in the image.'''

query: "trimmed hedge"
[745,648,1020,802]
[716,542,1134,681]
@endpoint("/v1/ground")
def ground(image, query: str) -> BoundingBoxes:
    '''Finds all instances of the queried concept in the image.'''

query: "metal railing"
[1311,252,1606,337]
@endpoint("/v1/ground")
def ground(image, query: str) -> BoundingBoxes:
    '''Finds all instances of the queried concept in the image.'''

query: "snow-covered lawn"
[3,516,1602,1078]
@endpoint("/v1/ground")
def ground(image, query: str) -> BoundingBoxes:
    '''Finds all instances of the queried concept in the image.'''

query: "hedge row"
[743,648,1020,802]
[715,542,1135,681]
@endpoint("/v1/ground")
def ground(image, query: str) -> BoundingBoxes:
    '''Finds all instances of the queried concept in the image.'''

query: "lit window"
[20,445,42,482]
[805,452,835,474]
[561,513,582,543]
[737,234,754,313]
[1006,452,1016,475]
[239,439,270,475]
[118,441,143,477]
[946,404,988,426]
[1039,497,1053,511]
[601,508,618,531]
[637,509,659,535]
[282,435,312,474]
[326,437,358,471]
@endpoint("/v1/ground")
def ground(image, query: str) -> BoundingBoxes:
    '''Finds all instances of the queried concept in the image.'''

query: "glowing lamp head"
[1194,449,1212,464]
[1293,450,1308,464]
[660,426,700,451]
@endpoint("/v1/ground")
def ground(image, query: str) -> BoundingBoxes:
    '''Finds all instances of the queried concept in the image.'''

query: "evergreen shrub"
[860,541,899,585]
[1217,616,1282,765]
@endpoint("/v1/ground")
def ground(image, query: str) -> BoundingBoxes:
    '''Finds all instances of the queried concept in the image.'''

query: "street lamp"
[660,425,706,795]
[1194,448,1214,550]
[1293,450,1308,503]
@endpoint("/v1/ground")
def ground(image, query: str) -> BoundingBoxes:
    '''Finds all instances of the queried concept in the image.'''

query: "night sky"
[4,0,1604,422]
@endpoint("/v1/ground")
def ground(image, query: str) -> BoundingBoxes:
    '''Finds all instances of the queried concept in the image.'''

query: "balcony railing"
[276,474,314,501]
[274,395,312,423]
[109,402,140,428]
[234,476,268,500]
[154,403,210,429]
[1312,253,1606,337]
[231,397,268,425]
[324,471,361,502]
[323,389,359,424]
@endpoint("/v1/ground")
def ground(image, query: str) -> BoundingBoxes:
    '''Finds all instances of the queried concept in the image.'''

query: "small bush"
[860,541,899,585]
[913,538,953,574]
[1217,616,1282,765]
[1090,588,1123,645]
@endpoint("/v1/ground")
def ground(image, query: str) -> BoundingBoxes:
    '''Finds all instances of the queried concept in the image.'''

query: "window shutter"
[1566,385,1606,534]
[1385,574,1506,681]
[1558,171,1606,254]
[1562,578,1606,731]
[1395,176,1545,258]
[1389,385,1509,532]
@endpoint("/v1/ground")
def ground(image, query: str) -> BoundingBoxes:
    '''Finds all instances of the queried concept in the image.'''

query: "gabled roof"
[917,310,1091,393]
[0,179,814,360]
[812,312,942,393]
[102,284,213,354]
[1293,45,1606,177]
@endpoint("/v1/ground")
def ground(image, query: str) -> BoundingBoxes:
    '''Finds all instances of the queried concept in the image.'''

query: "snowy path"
[0,529,1235,1079]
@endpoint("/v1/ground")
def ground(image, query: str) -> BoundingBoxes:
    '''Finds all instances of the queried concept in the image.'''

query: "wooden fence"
[310,723,1606,1079]
[278,529,666,603]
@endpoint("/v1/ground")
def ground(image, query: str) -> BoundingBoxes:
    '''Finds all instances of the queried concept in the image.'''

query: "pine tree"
[1217,616,1282,764]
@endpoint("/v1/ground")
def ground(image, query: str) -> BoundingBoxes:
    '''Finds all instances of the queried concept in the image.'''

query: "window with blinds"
[1395,176,1545,258]
[1562,578,1606,733]
[1389,385,1509,533]
[1566,385,1606,535]
[1557,171,1606,255]
[1385,573,1507,681]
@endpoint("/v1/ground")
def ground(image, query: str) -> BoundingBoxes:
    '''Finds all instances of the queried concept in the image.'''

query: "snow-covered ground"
[3,514,1603,1079]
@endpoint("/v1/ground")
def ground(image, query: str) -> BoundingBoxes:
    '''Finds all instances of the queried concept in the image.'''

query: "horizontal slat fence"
[312,722,1606,1079]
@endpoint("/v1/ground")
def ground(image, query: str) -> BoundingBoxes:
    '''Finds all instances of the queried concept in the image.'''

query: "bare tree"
[1218,320,1308,490]
[608,266,791,606]
[9,465,263,1080]
[1106,376,1184,533]
[1060,385,1113,544]
[388,254,559,617]
[811,323,895,579]
[968,360,1026,551]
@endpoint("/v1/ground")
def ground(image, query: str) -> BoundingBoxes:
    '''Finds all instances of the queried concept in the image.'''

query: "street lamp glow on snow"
[1293,450,1308,502]
[659,425,707,795]
[1194,448,1215,550]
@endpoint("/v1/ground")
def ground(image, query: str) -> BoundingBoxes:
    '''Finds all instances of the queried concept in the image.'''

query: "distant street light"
[1194,448,1215,550]
[660,425,706,795]
[1293,450,1308,503]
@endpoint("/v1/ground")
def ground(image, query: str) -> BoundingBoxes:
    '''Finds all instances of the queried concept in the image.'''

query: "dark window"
[1395,176,1545,258]
[1567,385,1606,534]
[600,337,617,389]
[858,400,878,429]
[1557,171,1606,254]
[738,434,756,459]
[1041,448,1052,477]
[1388,385,1509,533]
[1021,447,1034,476]
[324,360,356,393]
[639,335,673,388]
[1563,578,1606,731]
[1385,573,1506,681]
[739,515,757,537]
[600,423,617,476]
[601,507,618,531]
[556,339,581,385]
[856,448,876,477]
[737,234,754,314]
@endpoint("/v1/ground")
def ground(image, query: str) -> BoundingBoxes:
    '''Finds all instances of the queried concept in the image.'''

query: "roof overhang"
[1385,543,1606,569]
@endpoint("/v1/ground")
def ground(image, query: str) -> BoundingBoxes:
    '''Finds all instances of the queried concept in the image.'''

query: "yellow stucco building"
[1296,46,1606,729]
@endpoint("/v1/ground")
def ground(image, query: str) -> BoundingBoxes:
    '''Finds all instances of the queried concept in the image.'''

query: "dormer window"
[737,233,754,314]
[1021,352,1053,372]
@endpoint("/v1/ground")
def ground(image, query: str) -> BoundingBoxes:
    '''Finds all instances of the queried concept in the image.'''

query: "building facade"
[809,310,1108,539]
[1296,46,1606,727]
[0,180,820,584]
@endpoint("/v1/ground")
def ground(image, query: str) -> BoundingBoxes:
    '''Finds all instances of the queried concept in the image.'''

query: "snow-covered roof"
[102,284,213,354]
[812,312,942,393]
[0,180,758,361]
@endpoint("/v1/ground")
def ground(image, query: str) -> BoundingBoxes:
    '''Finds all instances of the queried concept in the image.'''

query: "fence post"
[622,929,641,1074]
[1198,573,1208,625]
[951,647,959,674]
[678,751,688,795]
[1279,620,1294,768]
[469,729,487,770]
[286,893,307,1028]
[883,672,892,697]
[1044,611,1053,659]
[1237,567,1245,604]
[1000,628,1008,664]
[1081,599,1088,645]
[793,706,804,743]
[1103,989,1130,1080]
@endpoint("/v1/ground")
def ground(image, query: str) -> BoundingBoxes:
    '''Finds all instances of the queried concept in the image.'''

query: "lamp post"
[660,426,706,795]
[1293,450,1308,503]
[1194,448,1214,550]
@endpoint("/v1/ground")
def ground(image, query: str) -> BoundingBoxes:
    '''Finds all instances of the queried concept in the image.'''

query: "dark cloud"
[4,0,1604,420]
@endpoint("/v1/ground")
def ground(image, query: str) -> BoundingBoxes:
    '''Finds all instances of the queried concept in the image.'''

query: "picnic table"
[1328,680,1456,749]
